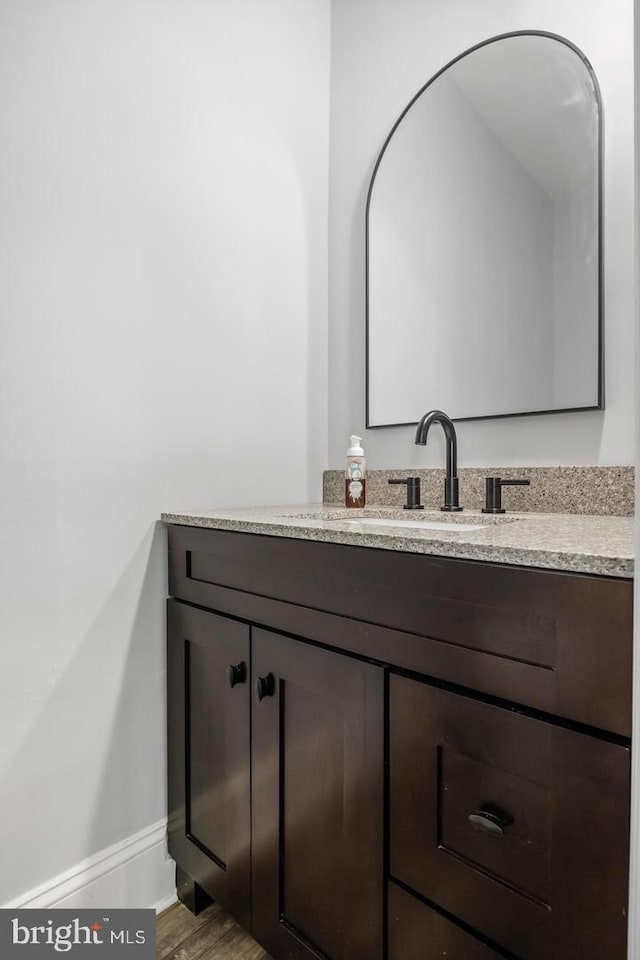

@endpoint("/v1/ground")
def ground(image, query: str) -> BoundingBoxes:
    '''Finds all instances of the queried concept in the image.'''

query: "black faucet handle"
[388,477,424,510]
[482,477,531,514]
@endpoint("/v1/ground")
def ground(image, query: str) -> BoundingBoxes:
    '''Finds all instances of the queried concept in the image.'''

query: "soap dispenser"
[345,435,366,508]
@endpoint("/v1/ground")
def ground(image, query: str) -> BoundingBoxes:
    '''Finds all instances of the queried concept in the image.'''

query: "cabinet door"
[251,628,384,960]
[167,600,251,929]
[390,674,630,960]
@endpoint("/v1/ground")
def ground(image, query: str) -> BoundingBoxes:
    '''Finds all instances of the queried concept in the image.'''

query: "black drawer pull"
[228,661,247,688]
[256,673,275,701]
[468,806,512,836]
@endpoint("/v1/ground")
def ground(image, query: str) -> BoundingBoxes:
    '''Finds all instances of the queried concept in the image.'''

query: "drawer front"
[388,882,506,960]
[389,674,630,960]
[168,525,632,735]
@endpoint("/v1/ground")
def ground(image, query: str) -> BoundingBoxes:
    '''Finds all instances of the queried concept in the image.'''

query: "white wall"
[0,0,329,906]
[329,0,635,468]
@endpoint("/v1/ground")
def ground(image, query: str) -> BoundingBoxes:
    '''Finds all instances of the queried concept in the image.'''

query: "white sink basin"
[277,509,520,533]
[335,517,484,533]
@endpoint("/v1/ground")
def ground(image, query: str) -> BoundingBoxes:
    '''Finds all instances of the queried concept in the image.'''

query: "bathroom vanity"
[164,507,632,960]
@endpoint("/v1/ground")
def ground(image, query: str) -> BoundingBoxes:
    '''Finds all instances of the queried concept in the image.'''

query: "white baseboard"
[3,819,177,914]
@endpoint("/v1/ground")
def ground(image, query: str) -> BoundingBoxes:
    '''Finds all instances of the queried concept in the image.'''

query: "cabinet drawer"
[389,882,506,960]
[389,674,630,960]
[168,525,632,735]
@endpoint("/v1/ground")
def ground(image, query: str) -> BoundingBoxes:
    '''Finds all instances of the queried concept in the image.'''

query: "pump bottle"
[345,435,366,508]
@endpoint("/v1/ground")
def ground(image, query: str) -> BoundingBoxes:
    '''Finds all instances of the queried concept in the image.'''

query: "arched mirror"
[366,32,602,427]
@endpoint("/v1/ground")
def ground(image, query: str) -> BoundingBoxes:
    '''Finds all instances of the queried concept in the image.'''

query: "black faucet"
[414,409,462,512]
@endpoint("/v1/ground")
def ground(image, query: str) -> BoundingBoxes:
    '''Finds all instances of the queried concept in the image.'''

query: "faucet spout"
[414,409,463,511]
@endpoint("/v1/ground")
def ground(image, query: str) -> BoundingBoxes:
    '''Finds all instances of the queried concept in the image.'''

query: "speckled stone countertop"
[161,504,634,578]
[324,465,635,516]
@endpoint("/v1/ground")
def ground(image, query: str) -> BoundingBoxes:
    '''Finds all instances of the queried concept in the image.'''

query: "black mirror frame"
[365,30,604,429]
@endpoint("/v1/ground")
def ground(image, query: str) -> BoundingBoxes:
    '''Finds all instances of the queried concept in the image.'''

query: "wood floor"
[157,901,270,960]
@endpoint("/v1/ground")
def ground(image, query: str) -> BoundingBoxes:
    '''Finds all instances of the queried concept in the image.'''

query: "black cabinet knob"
[255,673,275,701]
[468,806,512,836]
[228,661,247,688]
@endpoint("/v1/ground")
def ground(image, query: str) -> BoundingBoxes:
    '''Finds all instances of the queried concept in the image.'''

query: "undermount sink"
[334,517,485,533]
[277,509,520,533]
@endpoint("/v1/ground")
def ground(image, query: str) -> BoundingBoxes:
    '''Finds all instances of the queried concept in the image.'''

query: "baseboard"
[3,819,177,913]
[154,891,180,915]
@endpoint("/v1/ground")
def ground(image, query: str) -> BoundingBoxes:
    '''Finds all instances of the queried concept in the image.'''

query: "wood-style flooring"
[157,901,270,960]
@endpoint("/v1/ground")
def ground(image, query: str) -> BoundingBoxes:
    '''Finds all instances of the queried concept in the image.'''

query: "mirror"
[366,32,602,427]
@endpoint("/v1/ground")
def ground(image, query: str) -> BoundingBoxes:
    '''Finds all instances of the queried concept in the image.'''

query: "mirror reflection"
[366,33,602,426]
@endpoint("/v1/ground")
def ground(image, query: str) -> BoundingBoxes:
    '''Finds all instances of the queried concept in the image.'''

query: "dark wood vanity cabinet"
[167,524,632,960]
[167,592,384,960]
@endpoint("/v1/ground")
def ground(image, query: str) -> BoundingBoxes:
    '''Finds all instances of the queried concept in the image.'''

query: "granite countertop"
[161,504,634,578]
